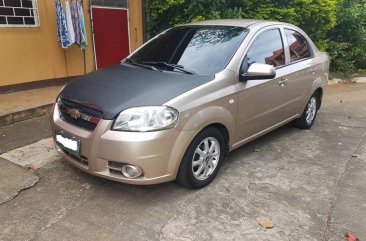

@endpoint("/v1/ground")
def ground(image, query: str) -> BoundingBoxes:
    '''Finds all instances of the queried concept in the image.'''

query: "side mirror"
[240,63,276,82]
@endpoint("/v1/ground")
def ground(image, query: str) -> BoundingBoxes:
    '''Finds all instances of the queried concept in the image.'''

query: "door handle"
[310,67,318,74]
[278,78,287,86]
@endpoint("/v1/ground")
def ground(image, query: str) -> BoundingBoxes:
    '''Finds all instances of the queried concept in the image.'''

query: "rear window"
[130,25,249,74]
[285,29,312,62]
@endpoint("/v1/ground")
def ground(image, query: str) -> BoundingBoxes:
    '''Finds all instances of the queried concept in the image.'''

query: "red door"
[91,7,130,69]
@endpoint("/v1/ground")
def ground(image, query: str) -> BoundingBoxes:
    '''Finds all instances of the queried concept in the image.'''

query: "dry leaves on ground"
[259,219,274,229]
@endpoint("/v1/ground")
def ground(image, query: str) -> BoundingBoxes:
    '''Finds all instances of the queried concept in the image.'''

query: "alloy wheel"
[306,96,317,125]
[192,137,220,180]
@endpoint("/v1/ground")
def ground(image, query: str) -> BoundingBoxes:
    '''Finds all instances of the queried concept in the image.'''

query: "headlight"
[112,106,179,132]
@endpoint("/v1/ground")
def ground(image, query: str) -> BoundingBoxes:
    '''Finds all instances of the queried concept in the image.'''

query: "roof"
[184,19,284,28]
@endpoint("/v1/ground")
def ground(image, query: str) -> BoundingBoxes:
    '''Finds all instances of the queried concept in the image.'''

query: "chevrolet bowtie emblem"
[69,109,81,119]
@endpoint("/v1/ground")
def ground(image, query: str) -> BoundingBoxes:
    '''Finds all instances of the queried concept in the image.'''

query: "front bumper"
[51,104,196,185]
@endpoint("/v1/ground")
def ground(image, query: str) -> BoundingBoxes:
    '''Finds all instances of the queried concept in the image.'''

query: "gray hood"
[60,64,214,119]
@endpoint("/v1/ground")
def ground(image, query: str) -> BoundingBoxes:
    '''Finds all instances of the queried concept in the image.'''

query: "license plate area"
[55,131,81,157]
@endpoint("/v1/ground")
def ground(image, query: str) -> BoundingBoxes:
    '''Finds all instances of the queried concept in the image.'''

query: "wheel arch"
[201,123,230,155]
[314,87,323,109]
[177,105,235,146]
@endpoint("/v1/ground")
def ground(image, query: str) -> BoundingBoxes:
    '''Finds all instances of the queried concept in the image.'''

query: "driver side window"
[243,29,285,72]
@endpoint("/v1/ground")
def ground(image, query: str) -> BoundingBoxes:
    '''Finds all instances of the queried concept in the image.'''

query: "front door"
[234,28,290,144]
[91,7,130,69]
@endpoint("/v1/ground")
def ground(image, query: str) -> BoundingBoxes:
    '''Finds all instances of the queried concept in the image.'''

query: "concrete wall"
[0,0,143,87]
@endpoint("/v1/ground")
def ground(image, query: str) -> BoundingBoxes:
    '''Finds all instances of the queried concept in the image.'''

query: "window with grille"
[91,0,128,8]
[0,0,39,27]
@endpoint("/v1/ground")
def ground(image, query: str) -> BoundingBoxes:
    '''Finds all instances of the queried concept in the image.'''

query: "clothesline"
[55,0,88,50]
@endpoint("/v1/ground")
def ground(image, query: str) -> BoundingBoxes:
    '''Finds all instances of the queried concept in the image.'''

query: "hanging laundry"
[64,0,75,44]
[55,0,71,48]
[77,1,88,50]
[71,0,81,45]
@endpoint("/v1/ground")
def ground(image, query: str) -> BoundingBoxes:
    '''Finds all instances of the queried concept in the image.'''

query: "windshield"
[128,25,249,74]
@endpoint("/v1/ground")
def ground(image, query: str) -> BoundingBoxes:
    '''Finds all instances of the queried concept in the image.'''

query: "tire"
[293,92,320,129]
[176,127,226,189]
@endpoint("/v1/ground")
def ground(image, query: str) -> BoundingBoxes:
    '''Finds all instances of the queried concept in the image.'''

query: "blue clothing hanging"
[55,0,71,48]
[65,0,76,44]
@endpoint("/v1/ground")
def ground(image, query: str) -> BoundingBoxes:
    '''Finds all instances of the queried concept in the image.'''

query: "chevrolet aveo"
[51,19,329,189]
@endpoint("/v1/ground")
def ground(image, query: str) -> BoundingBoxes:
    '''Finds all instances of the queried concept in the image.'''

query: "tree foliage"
[327,0,366,72]
[146,0,366,72]
[146,0,338,47]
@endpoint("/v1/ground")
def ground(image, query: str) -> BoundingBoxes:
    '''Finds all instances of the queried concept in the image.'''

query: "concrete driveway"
[0,84,365,241]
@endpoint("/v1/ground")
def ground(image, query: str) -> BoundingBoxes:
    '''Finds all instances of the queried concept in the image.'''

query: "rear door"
[280,28,320,115]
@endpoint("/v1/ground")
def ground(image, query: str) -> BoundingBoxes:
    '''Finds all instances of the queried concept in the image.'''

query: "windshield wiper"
[142,61,196,75]
[123,58,159,71]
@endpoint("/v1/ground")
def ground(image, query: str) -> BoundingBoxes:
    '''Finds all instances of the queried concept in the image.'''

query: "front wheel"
[293,93,319,129]
[176,127,225,189]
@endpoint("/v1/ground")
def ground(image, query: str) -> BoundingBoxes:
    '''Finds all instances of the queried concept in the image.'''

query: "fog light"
[121,165,142,178]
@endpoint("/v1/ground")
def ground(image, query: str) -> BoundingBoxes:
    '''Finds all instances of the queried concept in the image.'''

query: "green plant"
[146,0,338,49]
[327,0,366,73]
[145,0,366,73]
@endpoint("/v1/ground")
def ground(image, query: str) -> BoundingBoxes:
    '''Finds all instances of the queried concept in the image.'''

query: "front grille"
[107,161,123,175]
[58,97,103,131]
[62,149,89,166]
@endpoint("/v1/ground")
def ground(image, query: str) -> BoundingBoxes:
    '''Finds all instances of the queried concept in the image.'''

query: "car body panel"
[234,67,297,143]
[60,64,214,119]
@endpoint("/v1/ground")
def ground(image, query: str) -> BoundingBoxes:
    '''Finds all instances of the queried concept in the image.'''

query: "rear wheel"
[176,127,225,189]
[293,93,319,129]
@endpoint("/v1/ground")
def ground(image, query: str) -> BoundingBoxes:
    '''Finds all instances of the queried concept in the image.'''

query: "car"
[51,19,329,189]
